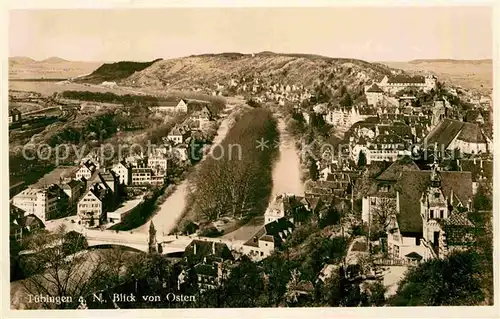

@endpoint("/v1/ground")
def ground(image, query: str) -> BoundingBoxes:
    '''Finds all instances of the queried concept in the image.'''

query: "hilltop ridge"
[111,52,395,91]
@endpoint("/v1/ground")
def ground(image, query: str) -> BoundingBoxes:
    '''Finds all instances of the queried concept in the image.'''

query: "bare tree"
[371,197,397,234]
[19,226,111,309]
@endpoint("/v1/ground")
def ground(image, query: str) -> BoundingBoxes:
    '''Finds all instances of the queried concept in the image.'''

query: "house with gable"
[424,118,491,155]
[152,98,188,113]
[362,157,419,225]
[240,217,295,261]
[365,83,384,106]
[385,164,474,263]
[76,160,97,180]
[77,184,111,227]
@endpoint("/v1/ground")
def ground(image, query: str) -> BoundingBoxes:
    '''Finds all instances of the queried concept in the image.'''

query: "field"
[380,60,492,95]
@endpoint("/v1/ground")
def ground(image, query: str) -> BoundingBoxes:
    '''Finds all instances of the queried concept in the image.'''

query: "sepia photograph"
[4,2,497,315]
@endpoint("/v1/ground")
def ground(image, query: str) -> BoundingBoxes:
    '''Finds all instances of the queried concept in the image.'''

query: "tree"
[148,221,157,254]
[218,256,265,307]
[308,159,319,181]
[390,250,487,306]
[357,151,367,168]
[473,182,493,211]
[370,197,397,238]
[19,226,111,309]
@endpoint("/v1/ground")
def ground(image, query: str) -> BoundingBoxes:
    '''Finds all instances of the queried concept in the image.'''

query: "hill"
[76,59,163,84]
[117,52,394,91]
[41,56,69,63]
[380,59,492,95]
[9,57,103,80]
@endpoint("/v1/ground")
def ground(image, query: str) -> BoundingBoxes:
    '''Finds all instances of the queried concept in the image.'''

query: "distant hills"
[380,59,492,94]
[408,58,492,65]
[9,56,103,80]
[9,54,492,96]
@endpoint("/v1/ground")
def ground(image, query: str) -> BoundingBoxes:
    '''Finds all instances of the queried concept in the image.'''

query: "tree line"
[187,108,279,223]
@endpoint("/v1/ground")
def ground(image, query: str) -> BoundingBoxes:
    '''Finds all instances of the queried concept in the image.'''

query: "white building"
[12,186,64,222]
[112,161,132,185]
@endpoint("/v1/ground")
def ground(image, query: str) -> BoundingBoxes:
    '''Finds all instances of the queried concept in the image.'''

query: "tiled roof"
[185,240,234,264]
[376,157,419,181]
[457,122,487,143]
[395,170,473,233]
[425,118,487,148]
[366,83,384,93]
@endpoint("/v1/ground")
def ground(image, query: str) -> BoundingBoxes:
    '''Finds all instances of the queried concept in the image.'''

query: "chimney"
[193,243,196,255]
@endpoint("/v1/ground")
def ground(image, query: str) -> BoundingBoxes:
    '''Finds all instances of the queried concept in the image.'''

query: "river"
[271,117,304,197]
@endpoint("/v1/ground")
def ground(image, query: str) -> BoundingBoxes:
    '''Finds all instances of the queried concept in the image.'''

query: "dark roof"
[371,134,405,146]
[185,240,234,263]
[376,157,419,181]
[425,118,487,148]
[458,122,487,143]
[377,124,412,138]
[366,83,384,93]
[395,170,473,233]
[441,211,475,246]
[459,159,493,181]
[261,217,294,247]
[387,74,425,84]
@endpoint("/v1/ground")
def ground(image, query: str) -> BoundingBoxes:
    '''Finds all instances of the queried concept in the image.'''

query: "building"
[365,134,406,164]
[61,179,85,204]
[9,108,22,123]
[264,193,309,225]
[112,161,132,185]
[384,165,473,263]
[362,158,419,224]
[167,124,191,145]
[147,152,169,176]
[77,184,109,227]
[131,166,152,186]
[182,240,234,292]
[10,205,44,241]
[76,161,97,180]
[12,185,69,222]
[152,98,188,113]
[424,118,491,155]
[379,74,437,94]
[365,83,384,106]
[240,217,295,261]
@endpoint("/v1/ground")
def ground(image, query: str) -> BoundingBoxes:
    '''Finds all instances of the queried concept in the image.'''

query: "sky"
[8,6,493,62]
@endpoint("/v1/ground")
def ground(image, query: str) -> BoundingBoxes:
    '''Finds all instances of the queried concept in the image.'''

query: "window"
[434,192,439,199]
[371,198,376,205]
[260,252,264,257]
[440,210,444,219]
[430,209,434,219]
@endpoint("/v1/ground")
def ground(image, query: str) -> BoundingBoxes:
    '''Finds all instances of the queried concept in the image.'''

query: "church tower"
[421,162,448,257]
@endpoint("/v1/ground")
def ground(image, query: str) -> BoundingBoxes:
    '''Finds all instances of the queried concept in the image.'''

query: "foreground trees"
[18,226,112,309]
[187,108,279,222]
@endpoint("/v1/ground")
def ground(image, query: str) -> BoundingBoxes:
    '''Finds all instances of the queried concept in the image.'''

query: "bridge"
[82,229,248,255]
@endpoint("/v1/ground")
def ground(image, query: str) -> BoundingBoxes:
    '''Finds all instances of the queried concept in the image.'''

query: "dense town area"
[9,54,493,309]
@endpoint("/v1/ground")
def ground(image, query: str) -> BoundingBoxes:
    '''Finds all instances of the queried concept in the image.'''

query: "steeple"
[430,159,441,187]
